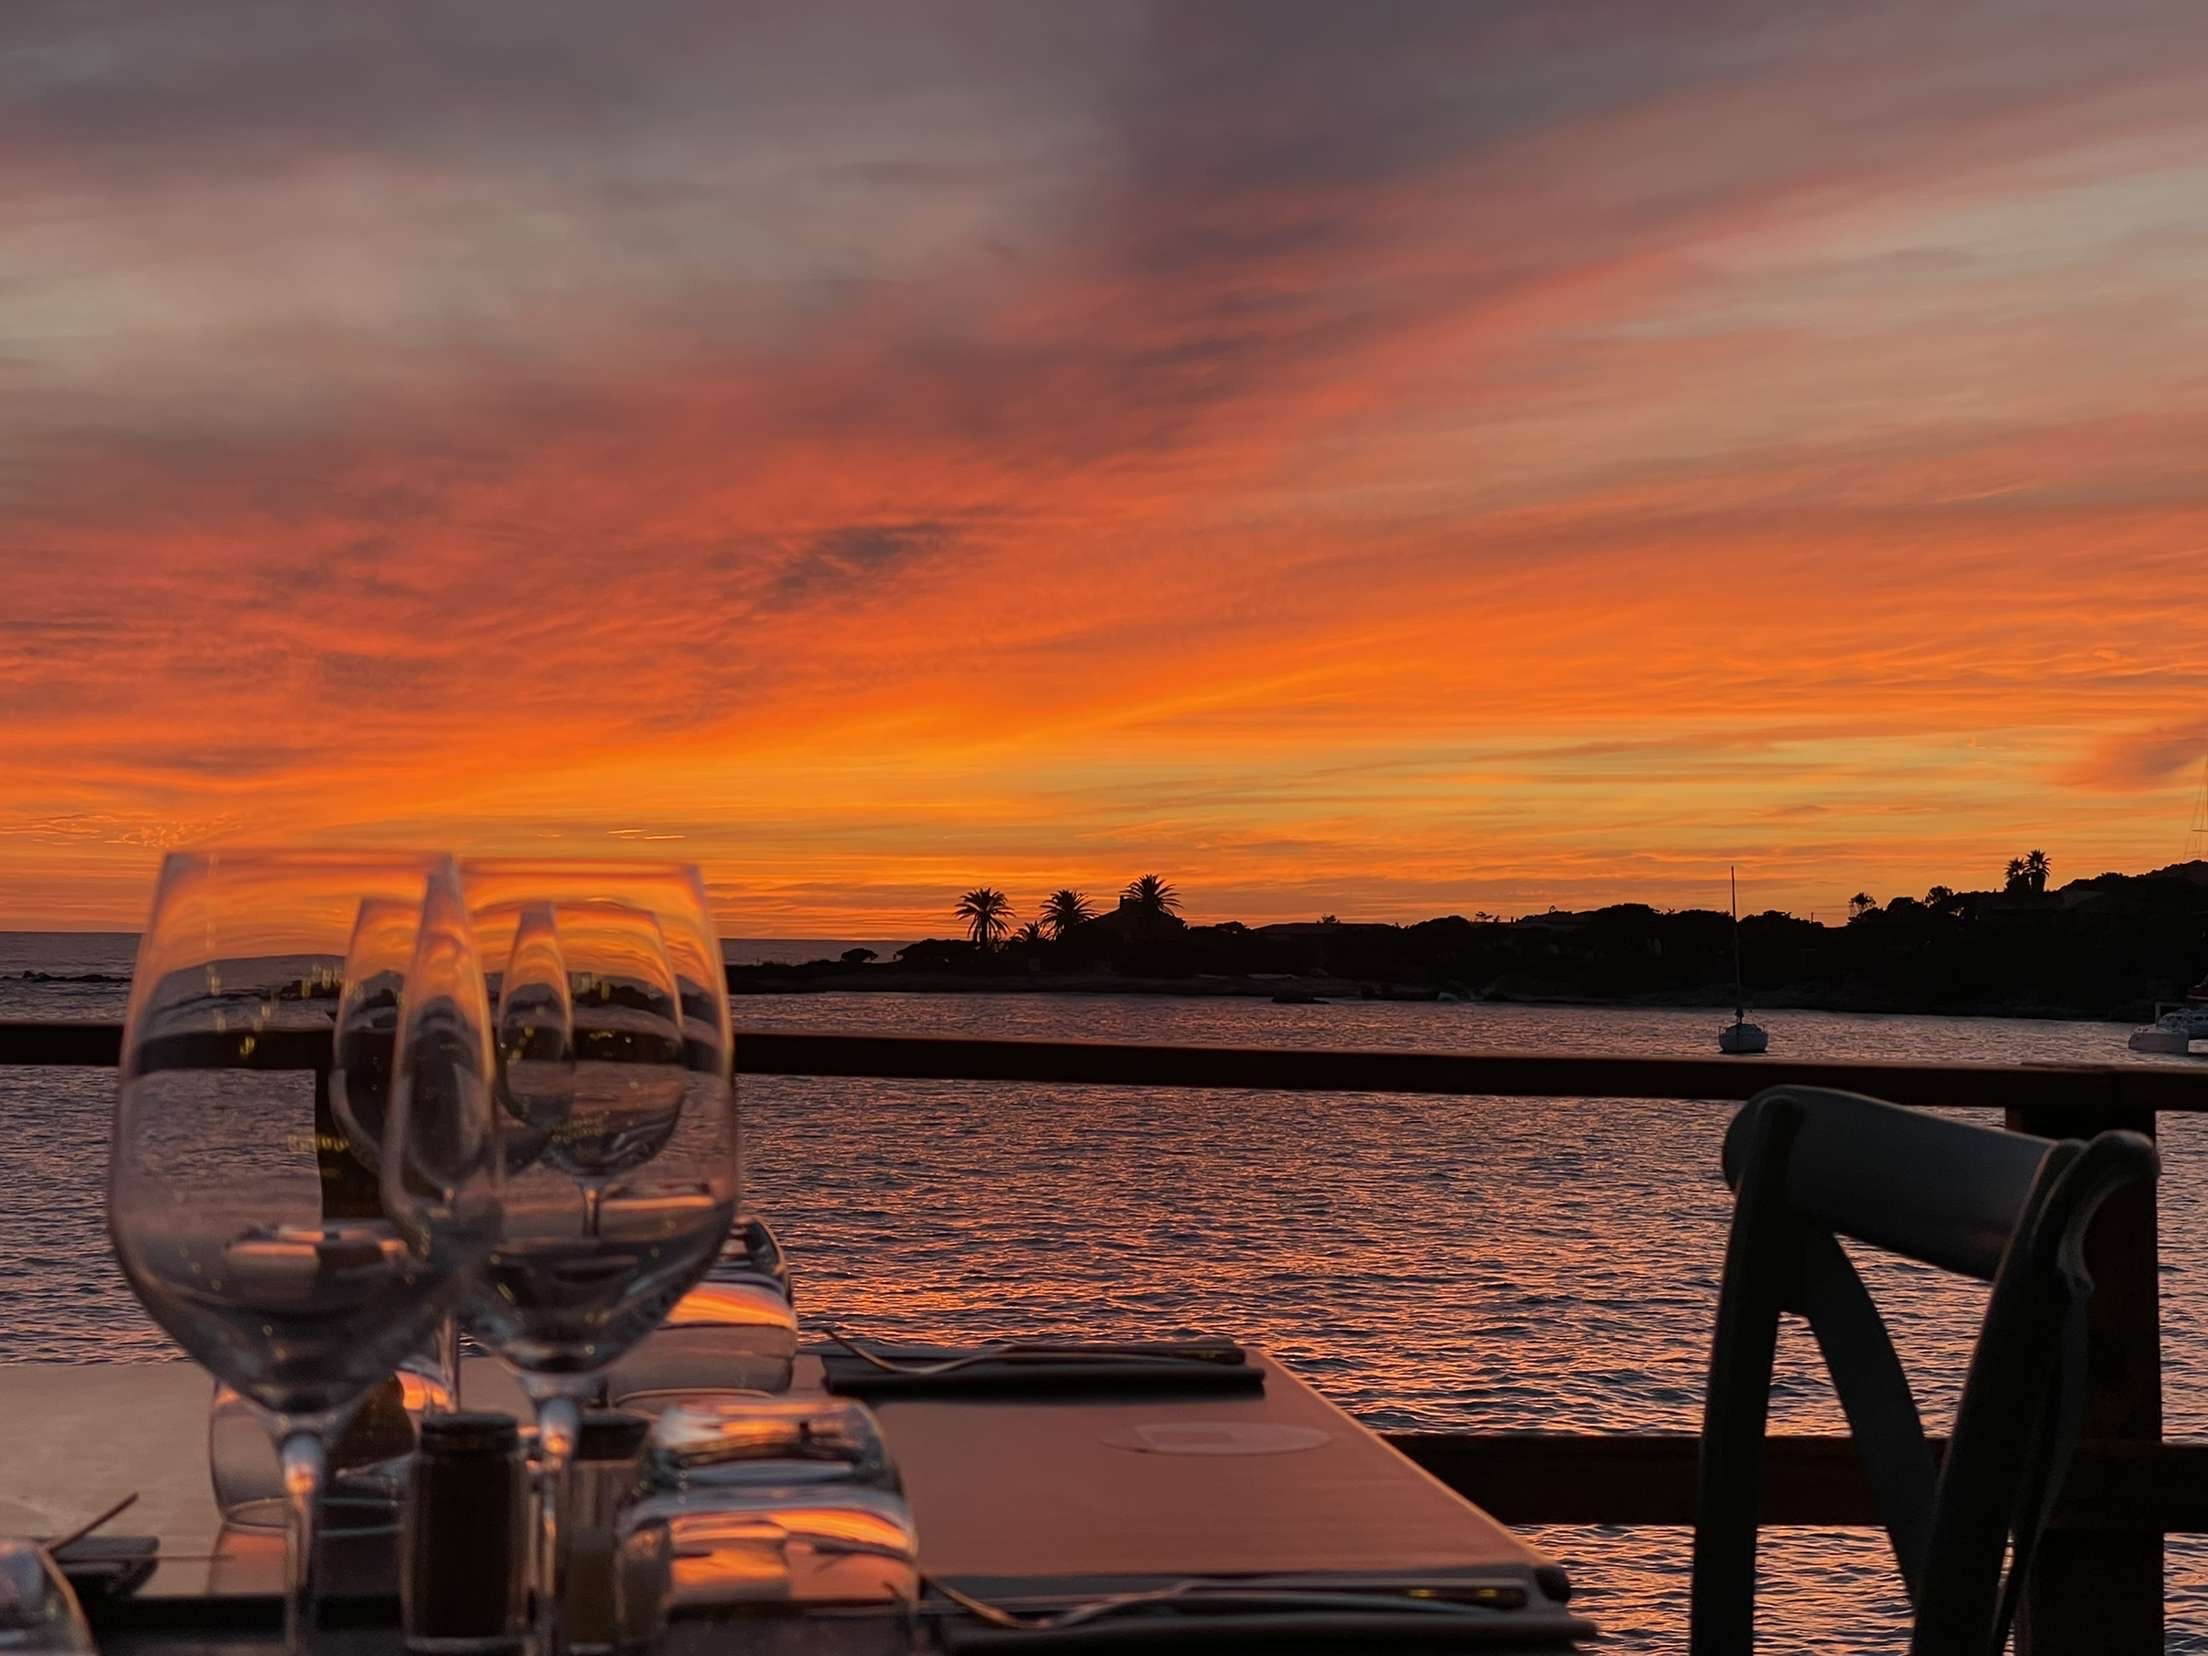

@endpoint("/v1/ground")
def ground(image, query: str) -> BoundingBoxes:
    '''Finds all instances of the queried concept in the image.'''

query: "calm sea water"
[5,933,2204,1649]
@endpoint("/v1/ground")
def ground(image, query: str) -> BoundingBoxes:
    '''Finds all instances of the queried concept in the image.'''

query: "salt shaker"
[402,1413,527,1654]
[562,1410,653,1656]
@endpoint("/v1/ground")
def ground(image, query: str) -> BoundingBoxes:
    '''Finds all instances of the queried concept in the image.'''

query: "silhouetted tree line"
[728,859,2208,1019]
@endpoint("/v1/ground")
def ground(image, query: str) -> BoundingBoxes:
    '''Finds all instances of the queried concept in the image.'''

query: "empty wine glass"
[111,851,501,1653]
[457,860,736,1655]
[331,898,468,1410]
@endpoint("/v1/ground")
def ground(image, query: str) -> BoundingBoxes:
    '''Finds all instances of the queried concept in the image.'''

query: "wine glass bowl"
[544,901,687,1198]
[113,854,487,1419]
[459,860,732,1078]
[456,886,734,1379]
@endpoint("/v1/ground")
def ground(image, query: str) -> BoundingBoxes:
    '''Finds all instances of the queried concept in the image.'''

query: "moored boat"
[2129,979,2208,1056]
[1717,867,1769,1054]
[1720,1018,1770,1055]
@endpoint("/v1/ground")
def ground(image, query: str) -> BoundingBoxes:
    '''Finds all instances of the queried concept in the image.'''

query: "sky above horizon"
[6,2,2208,933]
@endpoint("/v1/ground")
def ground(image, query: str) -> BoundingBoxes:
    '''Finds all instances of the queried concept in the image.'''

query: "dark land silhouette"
[725,860,2208,1022]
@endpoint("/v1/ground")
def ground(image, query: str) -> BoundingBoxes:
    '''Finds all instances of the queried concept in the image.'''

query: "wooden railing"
[8,1020,2199,1655]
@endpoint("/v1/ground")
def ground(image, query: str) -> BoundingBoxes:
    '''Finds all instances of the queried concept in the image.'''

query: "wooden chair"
[1690,1086,2156,1655]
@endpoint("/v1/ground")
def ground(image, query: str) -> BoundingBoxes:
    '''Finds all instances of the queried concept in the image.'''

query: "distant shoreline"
[723,963,2141,1025]
[0,958,2139,1025]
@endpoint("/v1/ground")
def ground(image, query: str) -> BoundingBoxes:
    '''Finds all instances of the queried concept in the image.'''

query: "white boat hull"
[2128,1002,2208,1057]
[1719,1020,1769,1055]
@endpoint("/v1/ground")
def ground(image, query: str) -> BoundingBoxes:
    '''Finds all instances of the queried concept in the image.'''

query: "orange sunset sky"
[5,3,2207,934]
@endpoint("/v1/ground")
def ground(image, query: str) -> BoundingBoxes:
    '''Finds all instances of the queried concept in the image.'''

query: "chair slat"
[1724,1087,2050,1280]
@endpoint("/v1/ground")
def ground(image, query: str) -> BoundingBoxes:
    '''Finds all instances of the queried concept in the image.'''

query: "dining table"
[2,1347,1597,1652]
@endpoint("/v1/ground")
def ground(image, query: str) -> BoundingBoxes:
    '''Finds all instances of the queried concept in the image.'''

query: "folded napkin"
[49,1536,156,1604]
[816,1339,1263,1400]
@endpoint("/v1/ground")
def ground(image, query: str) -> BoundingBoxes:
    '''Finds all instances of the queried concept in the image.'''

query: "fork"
[916,1573,1528,1632]
[818,1331,1242,1379]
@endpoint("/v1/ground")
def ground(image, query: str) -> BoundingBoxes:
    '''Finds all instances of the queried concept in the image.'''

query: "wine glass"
[457,860,736,1653]
[331,897,471,1411]
[320,898,575,1436]
[111,851,501,1653]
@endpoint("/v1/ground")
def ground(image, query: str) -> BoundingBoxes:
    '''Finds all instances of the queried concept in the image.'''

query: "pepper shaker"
[402,1413,528,1654]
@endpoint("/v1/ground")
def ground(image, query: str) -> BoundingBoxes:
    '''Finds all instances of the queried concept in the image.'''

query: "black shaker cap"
[419,1412,521,1457]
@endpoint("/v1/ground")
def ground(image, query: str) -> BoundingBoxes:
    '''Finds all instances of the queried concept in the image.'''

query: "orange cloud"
[6,3,2208,930]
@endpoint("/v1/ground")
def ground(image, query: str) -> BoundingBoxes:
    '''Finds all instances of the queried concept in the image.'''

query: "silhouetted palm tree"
[2004,856,2028,893]
[1040,889,1095,940]
[1121,873,1181,915]
[1014,920,1047,947]
[2023,849,2051,893]
[954,887,1014,947]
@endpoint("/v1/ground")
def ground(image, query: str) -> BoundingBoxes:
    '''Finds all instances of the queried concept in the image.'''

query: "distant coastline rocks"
[724,860,2208,1023]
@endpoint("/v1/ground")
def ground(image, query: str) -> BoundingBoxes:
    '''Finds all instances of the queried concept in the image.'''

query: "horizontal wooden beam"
[4,1021,2199,1114]
[729,1032,2205,1113]
[0,1020,129,1066]
[1385,1432,2208,1531]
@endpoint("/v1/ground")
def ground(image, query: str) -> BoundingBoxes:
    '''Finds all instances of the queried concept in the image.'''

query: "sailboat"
[2127,761,2208,1055]
[1718,866,1769,1055]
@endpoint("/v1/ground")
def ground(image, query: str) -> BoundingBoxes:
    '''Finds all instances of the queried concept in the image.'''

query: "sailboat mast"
[2186,756,2208,866]
[1731,865,1744,1022]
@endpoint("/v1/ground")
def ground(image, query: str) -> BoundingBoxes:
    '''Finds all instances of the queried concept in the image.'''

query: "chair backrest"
[1690,1086,2156,1656]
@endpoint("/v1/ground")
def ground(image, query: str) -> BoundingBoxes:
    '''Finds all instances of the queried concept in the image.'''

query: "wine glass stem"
[435,1315,463,1413]
[534,1391,584,1656]
[277,1428,327,1656]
